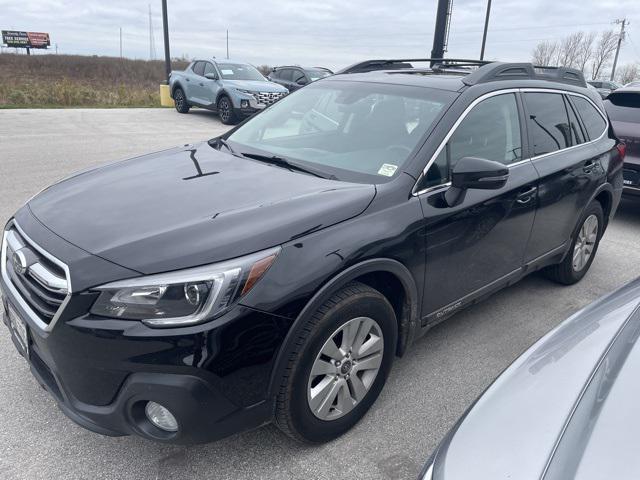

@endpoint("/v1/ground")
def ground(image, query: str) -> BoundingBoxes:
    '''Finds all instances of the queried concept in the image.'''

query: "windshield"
[307,69,331,81]
[217,63,265,81]
[227,80,455,182]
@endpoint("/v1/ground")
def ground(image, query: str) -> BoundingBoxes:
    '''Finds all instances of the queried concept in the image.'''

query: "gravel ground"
[0,108,639,480]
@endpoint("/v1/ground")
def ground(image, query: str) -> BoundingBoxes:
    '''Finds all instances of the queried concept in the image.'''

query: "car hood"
[428,277,640,480]
[28,142,375,274]
[222,79,288,93]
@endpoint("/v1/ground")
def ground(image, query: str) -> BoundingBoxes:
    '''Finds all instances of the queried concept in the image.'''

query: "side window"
[293,70,308,85]
[280,69,294,82]
[422,93,522,189]
[524,92,571,156]
[203,62,216,77]
[571,96,606,141]
[192,61,205,76]
[564,96,585,145]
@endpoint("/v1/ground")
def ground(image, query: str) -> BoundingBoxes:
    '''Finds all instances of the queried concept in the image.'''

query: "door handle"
[186,78,190,81]
[516,186,537,204]
[199,83,204,86]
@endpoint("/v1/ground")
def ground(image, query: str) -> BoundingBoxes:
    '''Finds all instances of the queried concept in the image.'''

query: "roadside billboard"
[2,30,50,49]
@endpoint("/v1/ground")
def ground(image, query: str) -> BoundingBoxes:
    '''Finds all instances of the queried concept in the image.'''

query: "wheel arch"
[267,258,420,399]
[584,183,614,232]
[170,81,184,98]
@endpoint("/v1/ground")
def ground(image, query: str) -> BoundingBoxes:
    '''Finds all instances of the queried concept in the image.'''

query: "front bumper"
[1,289,282,443]
[0,212,291,443]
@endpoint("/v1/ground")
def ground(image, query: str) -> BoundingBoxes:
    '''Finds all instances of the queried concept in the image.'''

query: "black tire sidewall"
[287,291,397,443]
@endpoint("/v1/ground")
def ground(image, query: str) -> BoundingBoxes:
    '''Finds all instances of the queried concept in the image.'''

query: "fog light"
[145,401,178,432]
[241,99,249,108]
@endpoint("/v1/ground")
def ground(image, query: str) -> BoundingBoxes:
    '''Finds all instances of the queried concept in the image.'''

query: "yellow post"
[159,84,172,107]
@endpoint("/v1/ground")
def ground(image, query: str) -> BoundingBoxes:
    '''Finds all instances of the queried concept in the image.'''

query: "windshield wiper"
[209,137,243,157]
[239,152,336,180]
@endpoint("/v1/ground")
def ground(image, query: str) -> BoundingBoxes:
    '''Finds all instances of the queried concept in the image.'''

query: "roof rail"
[336,58,490,75]
[462,63,587,87]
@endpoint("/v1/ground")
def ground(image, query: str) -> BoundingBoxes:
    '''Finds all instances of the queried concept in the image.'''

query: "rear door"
[187,61,206,104]
[418,91,539,320]
[522,91,607,262]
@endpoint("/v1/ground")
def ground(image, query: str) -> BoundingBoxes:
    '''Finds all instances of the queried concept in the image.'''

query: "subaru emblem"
[12,249,28,275]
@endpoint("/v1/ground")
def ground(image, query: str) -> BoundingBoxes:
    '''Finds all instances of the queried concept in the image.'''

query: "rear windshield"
[605,92,640,123]
[227,81,456,183]
[217,63,265,81]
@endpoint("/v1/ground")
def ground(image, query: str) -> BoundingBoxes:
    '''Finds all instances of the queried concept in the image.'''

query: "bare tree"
[532,40,558,66]
[575,31,596,72]
[556,32,585,68]
[616,62,640,85]
[256,64,272,76]
[591,30,618,79]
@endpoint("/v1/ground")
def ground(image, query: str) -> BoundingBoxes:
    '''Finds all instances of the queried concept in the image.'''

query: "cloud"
[0,0,637,71]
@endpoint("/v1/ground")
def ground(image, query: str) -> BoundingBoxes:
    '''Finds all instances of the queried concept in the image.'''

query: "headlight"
[235,88,256,97]
[90,247,280,327]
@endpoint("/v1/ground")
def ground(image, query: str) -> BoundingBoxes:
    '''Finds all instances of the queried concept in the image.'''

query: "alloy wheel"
[175,91,184,110]
[307,317,384,421]
[572,214,598,272]
[219,99,230,122]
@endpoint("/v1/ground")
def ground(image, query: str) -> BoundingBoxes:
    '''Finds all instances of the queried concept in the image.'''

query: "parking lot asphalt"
[0,108,639,480]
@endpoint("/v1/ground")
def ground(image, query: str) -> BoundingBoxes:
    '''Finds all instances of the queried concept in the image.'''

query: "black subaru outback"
[1,59,625,444]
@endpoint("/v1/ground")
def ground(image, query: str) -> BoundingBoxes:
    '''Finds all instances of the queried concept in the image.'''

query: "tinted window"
[422,94,522,189]
[572,96,607,140]
[203,62,216,77]
[565,96,585,145]
[292,70,308,84]
[192,61,205,76]
[524,92,571,156]
[280,69,294,82]
[228,81,454,182]
[604,92,640,123]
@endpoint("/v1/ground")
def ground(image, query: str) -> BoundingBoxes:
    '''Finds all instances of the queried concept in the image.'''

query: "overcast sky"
[1,0,638,72]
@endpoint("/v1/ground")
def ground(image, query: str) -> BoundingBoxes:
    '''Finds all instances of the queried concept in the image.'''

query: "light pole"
[610,19,627,81]
[480,0,492,60]
[161,0,171,83]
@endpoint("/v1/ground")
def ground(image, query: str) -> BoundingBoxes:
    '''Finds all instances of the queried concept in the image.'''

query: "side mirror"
[296,78,309,86]
[204,73,218,80]
[444,157,509,207]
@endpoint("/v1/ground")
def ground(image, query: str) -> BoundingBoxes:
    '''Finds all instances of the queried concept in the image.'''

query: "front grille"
[1,223,70,329]
[253,91,286,107]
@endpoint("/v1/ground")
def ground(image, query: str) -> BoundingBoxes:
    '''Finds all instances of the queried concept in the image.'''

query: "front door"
[417,92,538,321]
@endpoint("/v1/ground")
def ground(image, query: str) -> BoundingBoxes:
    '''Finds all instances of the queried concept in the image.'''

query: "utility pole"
[149,4,157,60]
[430,0,453,65]
[480,0,492,60]
[226,30,229,59]
[119,27,122,58]
[161,0,172,82]
[610,18,627,81]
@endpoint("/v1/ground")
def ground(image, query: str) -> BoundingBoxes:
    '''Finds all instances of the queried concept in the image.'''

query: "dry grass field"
[0,53,188,108]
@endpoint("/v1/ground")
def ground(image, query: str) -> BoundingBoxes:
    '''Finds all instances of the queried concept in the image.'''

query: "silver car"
[421,276,640,480]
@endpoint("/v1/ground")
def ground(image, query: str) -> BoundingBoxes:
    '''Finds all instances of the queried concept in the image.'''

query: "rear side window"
[422,93,522,189]
[564,96,585,145]
[279,69,294,81]
[192,61,205,76]
[524,92,571,156]
[572,96,606,140]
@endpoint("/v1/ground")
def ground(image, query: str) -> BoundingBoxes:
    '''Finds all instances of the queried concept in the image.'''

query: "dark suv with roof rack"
[268,65,333,91]
[1,59,624,445]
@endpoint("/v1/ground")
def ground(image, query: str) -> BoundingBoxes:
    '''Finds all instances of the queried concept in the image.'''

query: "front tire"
[545,201,604,285]
[173,87,190,113]
[274,282,397,443]
[217,95,238,125]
